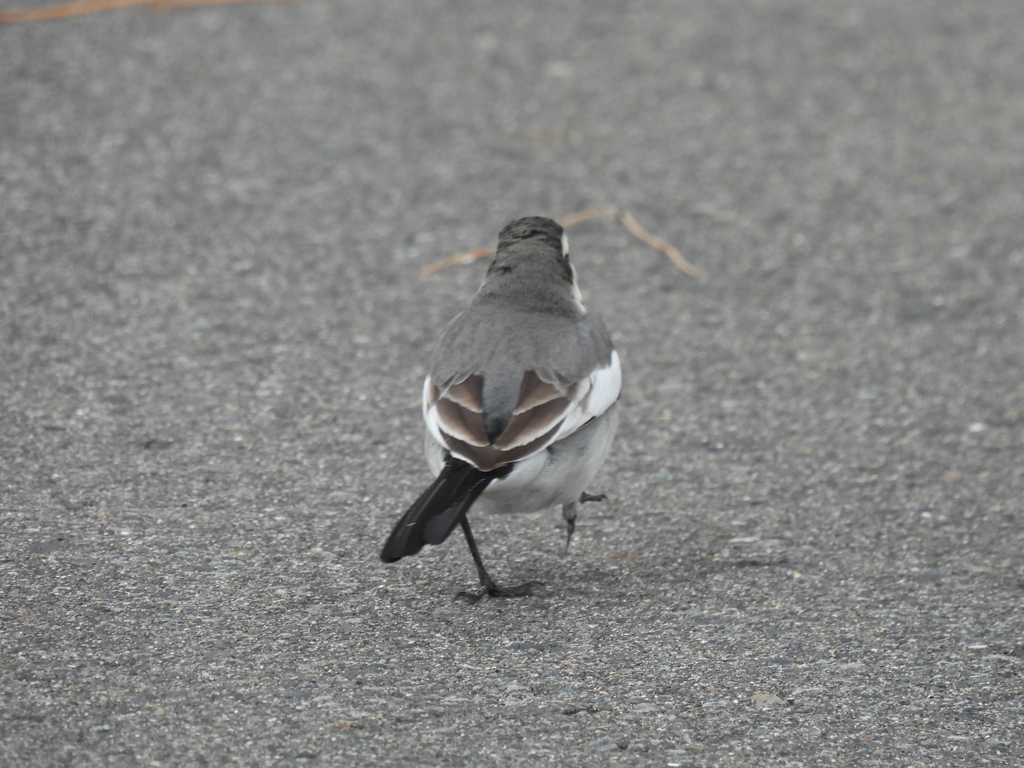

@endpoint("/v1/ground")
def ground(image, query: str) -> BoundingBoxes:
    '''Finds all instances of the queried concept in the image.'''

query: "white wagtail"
[381,216,621,599]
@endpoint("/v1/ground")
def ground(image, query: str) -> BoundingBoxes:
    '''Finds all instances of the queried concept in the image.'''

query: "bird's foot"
[563,493,605,552]
[455,579,543,603]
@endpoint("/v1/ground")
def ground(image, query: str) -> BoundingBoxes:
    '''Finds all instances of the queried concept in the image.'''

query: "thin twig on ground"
[0,0,297,25]
[419,248,496,279]
[420,208,699,278]
[617,211,699,277]
[557,206,617,228]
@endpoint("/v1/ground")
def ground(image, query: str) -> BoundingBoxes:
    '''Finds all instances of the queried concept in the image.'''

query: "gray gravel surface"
[2,1,1023,766]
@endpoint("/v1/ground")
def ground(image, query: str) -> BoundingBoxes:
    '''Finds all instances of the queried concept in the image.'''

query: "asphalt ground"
[1,1,1023,765]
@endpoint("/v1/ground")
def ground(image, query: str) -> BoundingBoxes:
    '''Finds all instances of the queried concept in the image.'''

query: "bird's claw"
[454,580,543,603]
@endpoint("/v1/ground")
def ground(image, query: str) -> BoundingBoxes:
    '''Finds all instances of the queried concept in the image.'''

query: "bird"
[380,216,621,599]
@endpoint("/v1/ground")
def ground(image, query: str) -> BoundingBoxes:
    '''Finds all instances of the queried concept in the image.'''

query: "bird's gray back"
[430,302,614,433]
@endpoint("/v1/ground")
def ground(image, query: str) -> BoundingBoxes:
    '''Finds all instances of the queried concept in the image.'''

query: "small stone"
[588,736,618,752]
[750,692,788,708]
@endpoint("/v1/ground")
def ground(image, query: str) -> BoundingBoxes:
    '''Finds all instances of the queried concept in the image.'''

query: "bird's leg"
[455,515,540,602]
[561,491,608,552]
[561,500,578,553]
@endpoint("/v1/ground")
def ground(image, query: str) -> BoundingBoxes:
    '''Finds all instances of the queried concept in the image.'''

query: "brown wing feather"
[512,370,564,414]
[444,374,484,412]
[434,369,593,469]
[493,396,570,450]
[434,374,489,447]
[442,421,563,472]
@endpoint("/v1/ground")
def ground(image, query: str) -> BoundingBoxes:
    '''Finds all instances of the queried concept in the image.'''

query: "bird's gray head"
[495,217,567,256]
[478,216,582,316]
[488,216,571,280]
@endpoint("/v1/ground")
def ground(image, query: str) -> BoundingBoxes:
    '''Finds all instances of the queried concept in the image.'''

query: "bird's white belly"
[424,403,619,515]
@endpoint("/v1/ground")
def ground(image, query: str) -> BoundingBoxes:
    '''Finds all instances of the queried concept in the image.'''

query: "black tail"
[380,459,509,563]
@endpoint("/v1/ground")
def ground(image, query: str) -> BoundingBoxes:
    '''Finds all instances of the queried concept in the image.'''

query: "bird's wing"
[424,350,621,471]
